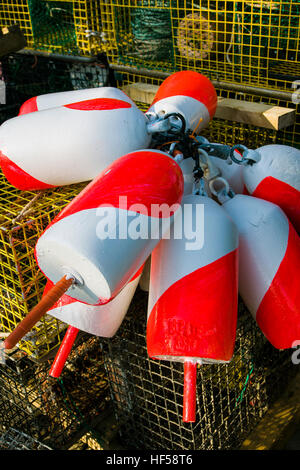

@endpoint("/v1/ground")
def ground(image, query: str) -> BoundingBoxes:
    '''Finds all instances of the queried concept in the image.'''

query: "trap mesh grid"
[101,289,298,450]
[0,334,110,449]
[100,0,300,92]
[0,52,110,119]
[0,0,103,57]
[0,171,87,360]
[113,69,300,150]
[0,428,52,450]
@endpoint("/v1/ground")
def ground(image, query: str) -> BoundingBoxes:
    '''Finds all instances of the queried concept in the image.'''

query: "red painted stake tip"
[49,326,79,378]
[183,361,197,423]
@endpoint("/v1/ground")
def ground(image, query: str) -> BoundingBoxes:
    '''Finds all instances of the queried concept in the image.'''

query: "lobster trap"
[100,0,300,92]
[0,428,52,450]
[113,68,300,150]
[0,171,86,360]
[0,0,103,57]
[101,289,298,450]
[0,52,110,118]
[0,334,110,449]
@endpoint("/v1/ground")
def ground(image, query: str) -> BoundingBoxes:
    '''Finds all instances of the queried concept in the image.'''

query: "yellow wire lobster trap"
[0,172,85,360]
[113,68,300,149]
[100,0,300,92]
[0,0,103,57]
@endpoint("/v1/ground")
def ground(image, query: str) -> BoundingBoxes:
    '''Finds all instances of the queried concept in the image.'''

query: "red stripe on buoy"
[64,97,132,111]
[0,151,55,190]
[147,249,238,361]
[52,151,184,222]
[151,71,217,118]
[18,96,38,115]
[252,176,300,233]
[256,221,300,350]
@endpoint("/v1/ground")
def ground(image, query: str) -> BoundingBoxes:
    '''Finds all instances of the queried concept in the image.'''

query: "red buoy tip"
[183,361,198,423]
[49,326,79,378]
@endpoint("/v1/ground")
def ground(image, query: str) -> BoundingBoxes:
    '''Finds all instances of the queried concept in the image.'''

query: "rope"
[128,3,173,62]
[234,363,254,408]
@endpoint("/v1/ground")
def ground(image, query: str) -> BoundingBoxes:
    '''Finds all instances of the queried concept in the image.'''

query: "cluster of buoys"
[1,71,299,423]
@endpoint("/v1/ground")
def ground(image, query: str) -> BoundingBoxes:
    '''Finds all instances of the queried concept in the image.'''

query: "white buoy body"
[18,86,126,114]
[0,90,151,190]
[242,144,300,232]
[223,194,300,349]
[35,149,184,305]
[147,194,239,363]
[147,71,217,133]
[45,266,143,337]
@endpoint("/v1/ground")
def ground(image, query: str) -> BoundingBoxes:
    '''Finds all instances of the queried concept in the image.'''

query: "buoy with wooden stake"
[34,149,184,306]
[47,265,143,378]
[147,180,239,422]
[210,177,300,350]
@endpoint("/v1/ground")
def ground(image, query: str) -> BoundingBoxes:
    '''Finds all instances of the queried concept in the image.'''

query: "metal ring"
[230,144,248,165]
[209,177,230,197]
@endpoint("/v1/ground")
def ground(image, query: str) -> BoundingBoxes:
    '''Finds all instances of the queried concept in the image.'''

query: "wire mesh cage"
[100,288,298,450]
[113,68,300,150]
[0,334,110,449]
[0,171,87,360]
[0,0,104,57]
[100,0,300,92]
[0,52,110,121]
[0,428,52,450]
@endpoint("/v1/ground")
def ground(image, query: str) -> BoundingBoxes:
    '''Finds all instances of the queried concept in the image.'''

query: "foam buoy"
[0,90,151,190]
[18,86,129,114]
[47,265,143,378]
[147,71,217,134]
[242,144,300,232]
[35,149,184,306]
[221,193,300,350]
[147,193,239,422]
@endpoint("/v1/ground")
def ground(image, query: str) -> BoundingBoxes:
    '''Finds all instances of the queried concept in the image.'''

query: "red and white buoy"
[242,144,300,232]
[18,86,130,114]
[147,71,217,134]
[35,149,184,306]
[221,193,300,350]
[147,193,239,422]
[0,90,151,190]
[46,265,143,378]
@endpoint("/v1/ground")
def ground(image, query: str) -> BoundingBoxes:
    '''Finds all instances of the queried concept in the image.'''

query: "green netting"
[28,0,79,55]
[114,0,174,67]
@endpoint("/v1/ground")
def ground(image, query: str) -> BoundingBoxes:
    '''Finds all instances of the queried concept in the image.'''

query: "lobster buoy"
[242,144,300,232]
[222,194,300,350]
[46,266,143,378]
[18,86,133,114]
[147,194,239,422]
[0,90,151,190]
[35,149,184,306]
[147,71,217,134]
